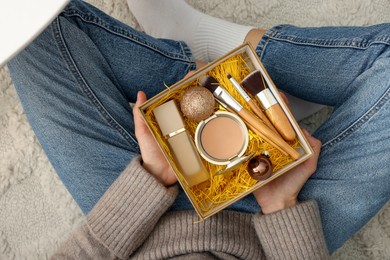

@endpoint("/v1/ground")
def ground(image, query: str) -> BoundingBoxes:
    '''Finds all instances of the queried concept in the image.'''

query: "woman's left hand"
[132,71,197,186]
[253,129,322,214]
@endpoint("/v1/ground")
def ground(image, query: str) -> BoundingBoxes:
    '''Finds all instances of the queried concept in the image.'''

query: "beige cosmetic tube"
[153,100,209,187]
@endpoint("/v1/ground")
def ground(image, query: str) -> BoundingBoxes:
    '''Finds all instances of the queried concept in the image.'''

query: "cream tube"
[153,100,209,187]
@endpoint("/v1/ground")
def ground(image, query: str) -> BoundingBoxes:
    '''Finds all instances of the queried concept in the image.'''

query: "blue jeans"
[8,0,390,253]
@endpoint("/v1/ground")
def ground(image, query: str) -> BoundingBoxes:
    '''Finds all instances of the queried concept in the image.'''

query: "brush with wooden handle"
[199,75,300,160]
[226,73,279,136]
[241,70,296,141]
[214,98,289,157]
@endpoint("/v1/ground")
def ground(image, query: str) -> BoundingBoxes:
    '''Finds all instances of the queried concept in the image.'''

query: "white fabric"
[127,0,253,62]
[0,0,70,67]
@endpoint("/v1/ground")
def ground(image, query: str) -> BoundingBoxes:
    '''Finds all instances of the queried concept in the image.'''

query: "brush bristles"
[241,70,265,96]
[199,75,220,93]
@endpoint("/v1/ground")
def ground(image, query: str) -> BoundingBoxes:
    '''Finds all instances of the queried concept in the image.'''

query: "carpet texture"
[0,0,389,259]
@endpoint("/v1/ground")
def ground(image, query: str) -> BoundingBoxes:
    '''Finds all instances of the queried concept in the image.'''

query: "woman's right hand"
[252,129,322,214]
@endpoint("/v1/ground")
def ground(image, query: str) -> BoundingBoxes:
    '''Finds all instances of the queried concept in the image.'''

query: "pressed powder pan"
[200,116,244,160]
[195,111,253,175]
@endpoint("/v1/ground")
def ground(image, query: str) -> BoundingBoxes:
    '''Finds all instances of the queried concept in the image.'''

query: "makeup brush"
[241,70,296,141]
[215,98,289,157]
[199,75,300,160]
[226,73,278,135]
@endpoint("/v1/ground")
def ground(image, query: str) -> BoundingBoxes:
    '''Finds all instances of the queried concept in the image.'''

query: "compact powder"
[200,116,244,160]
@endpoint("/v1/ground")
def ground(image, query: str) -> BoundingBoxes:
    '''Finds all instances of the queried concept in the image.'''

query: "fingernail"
[302,128,311,135]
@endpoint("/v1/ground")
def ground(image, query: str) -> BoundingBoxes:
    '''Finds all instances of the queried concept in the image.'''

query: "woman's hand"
[133,91,177,187]
[132,72,197,186]
[252,91,322,214]
[253,129,322,214]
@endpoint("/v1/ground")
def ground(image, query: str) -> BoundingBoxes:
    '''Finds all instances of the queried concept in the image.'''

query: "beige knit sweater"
[51,157,329,259]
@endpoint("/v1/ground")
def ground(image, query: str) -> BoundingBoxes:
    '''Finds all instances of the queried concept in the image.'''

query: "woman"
[7,0,389,258]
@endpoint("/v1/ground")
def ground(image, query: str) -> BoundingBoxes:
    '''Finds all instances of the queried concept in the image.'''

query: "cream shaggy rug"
[1,0,389,259]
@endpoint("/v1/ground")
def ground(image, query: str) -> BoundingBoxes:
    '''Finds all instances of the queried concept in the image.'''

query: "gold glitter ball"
[180,86,215,122]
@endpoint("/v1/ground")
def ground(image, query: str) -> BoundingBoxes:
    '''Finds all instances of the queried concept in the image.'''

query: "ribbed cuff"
[137,210,261,259]
[193,15,253,62]
[254,201,330,259]
[86,157,178,259]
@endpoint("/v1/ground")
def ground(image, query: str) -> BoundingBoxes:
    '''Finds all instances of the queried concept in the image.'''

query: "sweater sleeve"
[253,201,330,260]
[51,156,178,260]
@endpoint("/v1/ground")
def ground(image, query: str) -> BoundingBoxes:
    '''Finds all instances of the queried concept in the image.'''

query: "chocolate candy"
[247,155,273,181]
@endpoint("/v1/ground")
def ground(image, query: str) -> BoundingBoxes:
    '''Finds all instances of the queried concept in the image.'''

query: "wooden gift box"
[139,43,313,220]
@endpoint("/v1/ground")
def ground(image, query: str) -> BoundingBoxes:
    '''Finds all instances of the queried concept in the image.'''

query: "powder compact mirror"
[195,111,253,175]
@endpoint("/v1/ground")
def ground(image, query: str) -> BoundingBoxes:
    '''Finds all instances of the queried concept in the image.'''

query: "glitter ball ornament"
[180,86,215,122]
